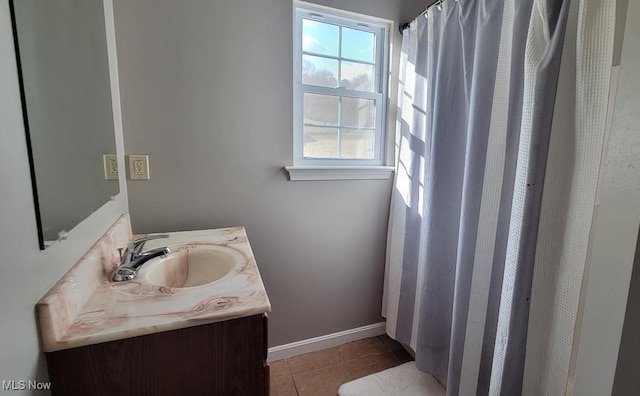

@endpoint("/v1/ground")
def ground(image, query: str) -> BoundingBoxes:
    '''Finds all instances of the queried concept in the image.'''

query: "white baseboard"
[267,322,387,362]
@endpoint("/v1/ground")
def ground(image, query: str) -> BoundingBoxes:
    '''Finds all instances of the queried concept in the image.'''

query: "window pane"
[341,97,375,128]
[340,61,374,92]
[340,129,375,159]
[304,127,338,158]
[302,19,338,57]
[341,27,374,63]
[303,55,338,88]
[304,93,338,125]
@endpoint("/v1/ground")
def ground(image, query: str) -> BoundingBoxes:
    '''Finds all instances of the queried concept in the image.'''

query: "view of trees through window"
[301,18,378,159]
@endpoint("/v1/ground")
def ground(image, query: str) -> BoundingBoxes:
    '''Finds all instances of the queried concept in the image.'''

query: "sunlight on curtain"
[383,0,615,394]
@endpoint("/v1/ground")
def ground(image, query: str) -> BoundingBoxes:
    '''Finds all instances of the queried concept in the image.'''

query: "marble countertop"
[37,215,271,352]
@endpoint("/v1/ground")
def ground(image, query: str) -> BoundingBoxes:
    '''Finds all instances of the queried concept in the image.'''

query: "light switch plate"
[128,155,150,180]
[103,154,119,180]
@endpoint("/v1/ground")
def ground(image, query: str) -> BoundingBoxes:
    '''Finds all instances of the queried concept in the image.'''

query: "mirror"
[10,0,119,249]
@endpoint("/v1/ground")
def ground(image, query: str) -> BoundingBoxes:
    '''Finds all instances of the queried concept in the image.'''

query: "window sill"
[284,165,395,181]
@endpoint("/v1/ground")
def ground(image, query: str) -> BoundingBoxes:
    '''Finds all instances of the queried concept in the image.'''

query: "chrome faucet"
[113,235,171,281]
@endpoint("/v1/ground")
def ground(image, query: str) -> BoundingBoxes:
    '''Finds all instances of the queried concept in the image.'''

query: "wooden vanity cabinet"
[46,314,269,396]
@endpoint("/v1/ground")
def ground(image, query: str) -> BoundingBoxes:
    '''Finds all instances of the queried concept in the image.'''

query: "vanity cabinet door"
[46,314,268,396]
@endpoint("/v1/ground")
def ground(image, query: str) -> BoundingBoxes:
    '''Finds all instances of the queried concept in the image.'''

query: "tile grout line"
[291,368,300,396]
[340,340,394,382]
[285,357,305,396]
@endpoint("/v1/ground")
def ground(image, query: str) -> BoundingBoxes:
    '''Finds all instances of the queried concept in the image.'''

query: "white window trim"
[288,1,393,181]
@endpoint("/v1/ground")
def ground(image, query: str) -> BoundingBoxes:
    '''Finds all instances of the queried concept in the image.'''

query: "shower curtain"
[383,0,615,394]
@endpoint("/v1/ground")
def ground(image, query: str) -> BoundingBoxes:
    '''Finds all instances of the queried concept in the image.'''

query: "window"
[288,3,393,180]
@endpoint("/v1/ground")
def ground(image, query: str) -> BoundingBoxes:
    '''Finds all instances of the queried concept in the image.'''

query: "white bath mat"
[338,362,446,396]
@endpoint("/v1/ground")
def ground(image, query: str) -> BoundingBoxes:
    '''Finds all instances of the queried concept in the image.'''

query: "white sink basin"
[140,245,245,288]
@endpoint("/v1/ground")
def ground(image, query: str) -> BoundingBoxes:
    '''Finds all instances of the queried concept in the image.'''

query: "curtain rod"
[399,0,445,33]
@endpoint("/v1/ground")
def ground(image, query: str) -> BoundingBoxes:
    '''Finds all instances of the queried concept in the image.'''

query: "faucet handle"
[127,234,170,251]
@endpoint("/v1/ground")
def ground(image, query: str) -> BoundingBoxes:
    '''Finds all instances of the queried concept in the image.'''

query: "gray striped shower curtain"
[383,0,615,394]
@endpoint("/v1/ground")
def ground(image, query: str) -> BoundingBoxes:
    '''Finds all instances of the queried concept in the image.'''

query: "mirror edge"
[8,0,45,249]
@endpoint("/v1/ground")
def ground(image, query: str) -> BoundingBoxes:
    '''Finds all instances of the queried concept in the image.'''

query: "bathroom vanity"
[37,215,271,395]
[46,314,269,395]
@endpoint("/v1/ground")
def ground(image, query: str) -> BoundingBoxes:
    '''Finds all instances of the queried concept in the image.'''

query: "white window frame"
[287,2,394,180]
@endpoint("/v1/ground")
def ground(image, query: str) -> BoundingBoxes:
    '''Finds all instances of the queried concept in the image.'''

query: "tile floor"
[270,335,414,396]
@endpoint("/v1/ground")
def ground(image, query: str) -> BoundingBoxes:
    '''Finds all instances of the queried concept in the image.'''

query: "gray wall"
[609,8,640,392]
[572,1,640,394]
[613,226,640,395]
[113,0,425,346]
[0,0,128,393]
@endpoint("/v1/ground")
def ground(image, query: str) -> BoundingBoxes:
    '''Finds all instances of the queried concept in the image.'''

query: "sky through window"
[302,19,375,92]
